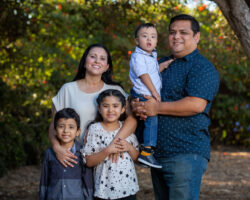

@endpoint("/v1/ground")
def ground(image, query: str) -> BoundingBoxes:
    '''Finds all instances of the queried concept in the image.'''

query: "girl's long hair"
[73,44,122,88]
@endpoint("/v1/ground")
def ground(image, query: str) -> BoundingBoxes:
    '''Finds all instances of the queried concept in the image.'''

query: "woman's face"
[85,47,109,76]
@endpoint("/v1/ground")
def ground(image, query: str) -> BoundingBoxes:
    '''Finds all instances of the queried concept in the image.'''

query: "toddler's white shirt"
[129,46,162,95]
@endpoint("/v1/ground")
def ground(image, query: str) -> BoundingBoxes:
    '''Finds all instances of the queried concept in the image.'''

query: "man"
[132,14,220,200]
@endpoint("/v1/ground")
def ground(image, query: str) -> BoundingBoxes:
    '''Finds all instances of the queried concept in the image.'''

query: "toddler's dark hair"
[54,108,80,130]
[135,23,157,38]
[95,89,127,123]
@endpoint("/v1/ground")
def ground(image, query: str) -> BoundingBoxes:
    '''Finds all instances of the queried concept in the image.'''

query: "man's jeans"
[130,89,158,147]
[151,154,208,200]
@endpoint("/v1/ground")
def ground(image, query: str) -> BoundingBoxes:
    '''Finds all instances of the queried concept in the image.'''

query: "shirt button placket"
[62,168,66,195]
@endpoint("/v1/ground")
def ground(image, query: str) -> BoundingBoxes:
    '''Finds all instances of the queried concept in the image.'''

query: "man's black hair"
[169,14,200,35]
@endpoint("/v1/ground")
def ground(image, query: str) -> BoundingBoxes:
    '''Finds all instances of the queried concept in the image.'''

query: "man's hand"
[131,98,147,120]
[143,95,159,116]
[131,97,160,120]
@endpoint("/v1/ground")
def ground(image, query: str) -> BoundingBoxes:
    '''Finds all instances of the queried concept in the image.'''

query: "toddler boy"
[129,23,173,168]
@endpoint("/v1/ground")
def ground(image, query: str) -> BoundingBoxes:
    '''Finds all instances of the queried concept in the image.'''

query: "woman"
[49,44,137,167]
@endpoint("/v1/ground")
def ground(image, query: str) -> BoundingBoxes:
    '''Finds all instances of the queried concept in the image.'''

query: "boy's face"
[136,27,158,54]
[56,118,80,148]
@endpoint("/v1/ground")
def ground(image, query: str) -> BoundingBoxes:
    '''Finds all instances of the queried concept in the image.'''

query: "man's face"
[168,20,200,58]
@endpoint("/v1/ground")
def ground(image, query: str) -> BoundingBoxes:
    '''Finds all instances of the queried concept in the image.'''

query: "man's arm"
[157,96,207,116]
[132,96,207,119]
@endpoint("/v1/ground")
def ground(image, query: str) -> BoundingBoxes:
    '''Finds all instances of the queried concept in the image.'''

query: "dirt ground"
[0,146,250,200]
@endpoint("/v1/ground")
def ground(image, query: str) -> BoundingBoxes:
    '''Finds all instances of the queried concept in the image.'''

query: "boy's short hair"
[135,23,157,38]
[169,14,200,35]
[54,108,80,130]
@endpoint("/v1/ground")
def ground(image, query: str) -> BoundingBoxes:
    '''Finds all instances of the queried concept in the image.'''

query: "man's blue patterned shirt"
[156,49,220,160]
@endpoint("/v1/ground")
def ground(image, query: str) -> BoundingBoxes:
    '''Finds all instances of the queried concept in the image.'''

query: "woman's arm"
[115,100,137,139]
[48,104,77,167]
[127,144,139,161]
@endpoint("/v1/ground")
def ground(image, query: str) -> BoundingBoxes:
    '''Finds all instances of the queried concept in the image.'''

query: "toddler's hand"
[159,59,174,72]
[152,91,161,102]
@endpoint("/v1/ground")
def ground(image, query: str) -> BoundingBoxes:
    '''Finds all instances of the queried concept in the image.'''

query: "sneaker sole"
[138,158,162,169]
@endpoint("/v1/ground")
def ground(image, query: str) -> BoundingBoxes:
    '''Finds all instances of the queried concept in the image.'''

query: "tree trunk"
[212,0,250,59]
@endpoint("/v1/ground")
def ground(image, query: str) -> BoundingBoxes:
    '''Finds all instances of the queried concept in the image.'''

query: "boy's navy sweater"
[39,141,93,200]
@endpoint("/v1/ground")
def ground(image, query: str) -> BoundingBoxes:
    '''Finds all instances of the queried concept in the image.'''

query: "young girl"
[84,89,139,200]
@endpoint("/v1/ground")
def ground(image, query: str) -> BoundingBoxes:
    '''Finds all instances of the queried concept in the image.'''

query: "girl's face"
[85,47,109,77]
[99,96,125,124]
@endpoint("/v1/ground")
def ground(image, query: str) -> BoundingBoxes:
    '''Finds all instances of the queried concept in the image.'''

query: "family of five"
[39,14,220,200]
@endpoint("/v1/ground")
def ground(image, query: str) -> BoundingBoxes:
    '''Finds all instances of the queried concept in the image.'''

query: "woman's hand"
[53,144,78,167]
[108,138,124,163]
[116,138,131,152]
[106,138,124,163]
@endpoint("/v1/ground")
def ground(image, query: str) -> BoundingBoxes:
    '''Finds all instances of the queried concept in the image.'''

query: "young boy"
[129,23,173,168]
[39,108,93,200]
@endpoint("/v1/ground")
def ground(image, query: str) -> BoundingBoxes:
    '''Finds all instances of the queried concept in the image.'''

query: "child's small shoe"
[138,147,162,169]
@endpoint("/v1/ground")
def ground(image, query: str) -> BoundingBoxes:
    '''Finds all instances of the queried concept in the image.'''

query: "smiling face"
[136,27,158,54]
[168,20,200,58]
[56,118,80,148]
[98,96,125,124]
[85,47,109,77]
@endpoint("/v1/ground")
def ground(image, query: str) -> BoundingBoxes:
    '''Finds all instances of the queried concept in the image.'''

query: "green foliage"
[0,0,249,175]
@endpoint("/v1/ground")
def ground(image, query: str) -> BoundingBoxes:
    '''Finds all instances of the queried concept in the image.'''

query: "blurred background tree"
[0,0,249,177]
[211,0,250,58]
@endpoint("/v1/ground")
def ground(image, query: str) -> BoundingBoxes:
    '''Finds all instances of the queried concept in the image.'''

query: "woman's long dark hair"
[73,44,122,88]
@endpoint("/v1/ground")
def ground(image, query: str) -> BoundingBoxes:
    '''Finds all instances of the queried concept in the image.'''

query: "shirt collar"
[69,143,76,154]
[135,46,157,58]
[172,48,199,61]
